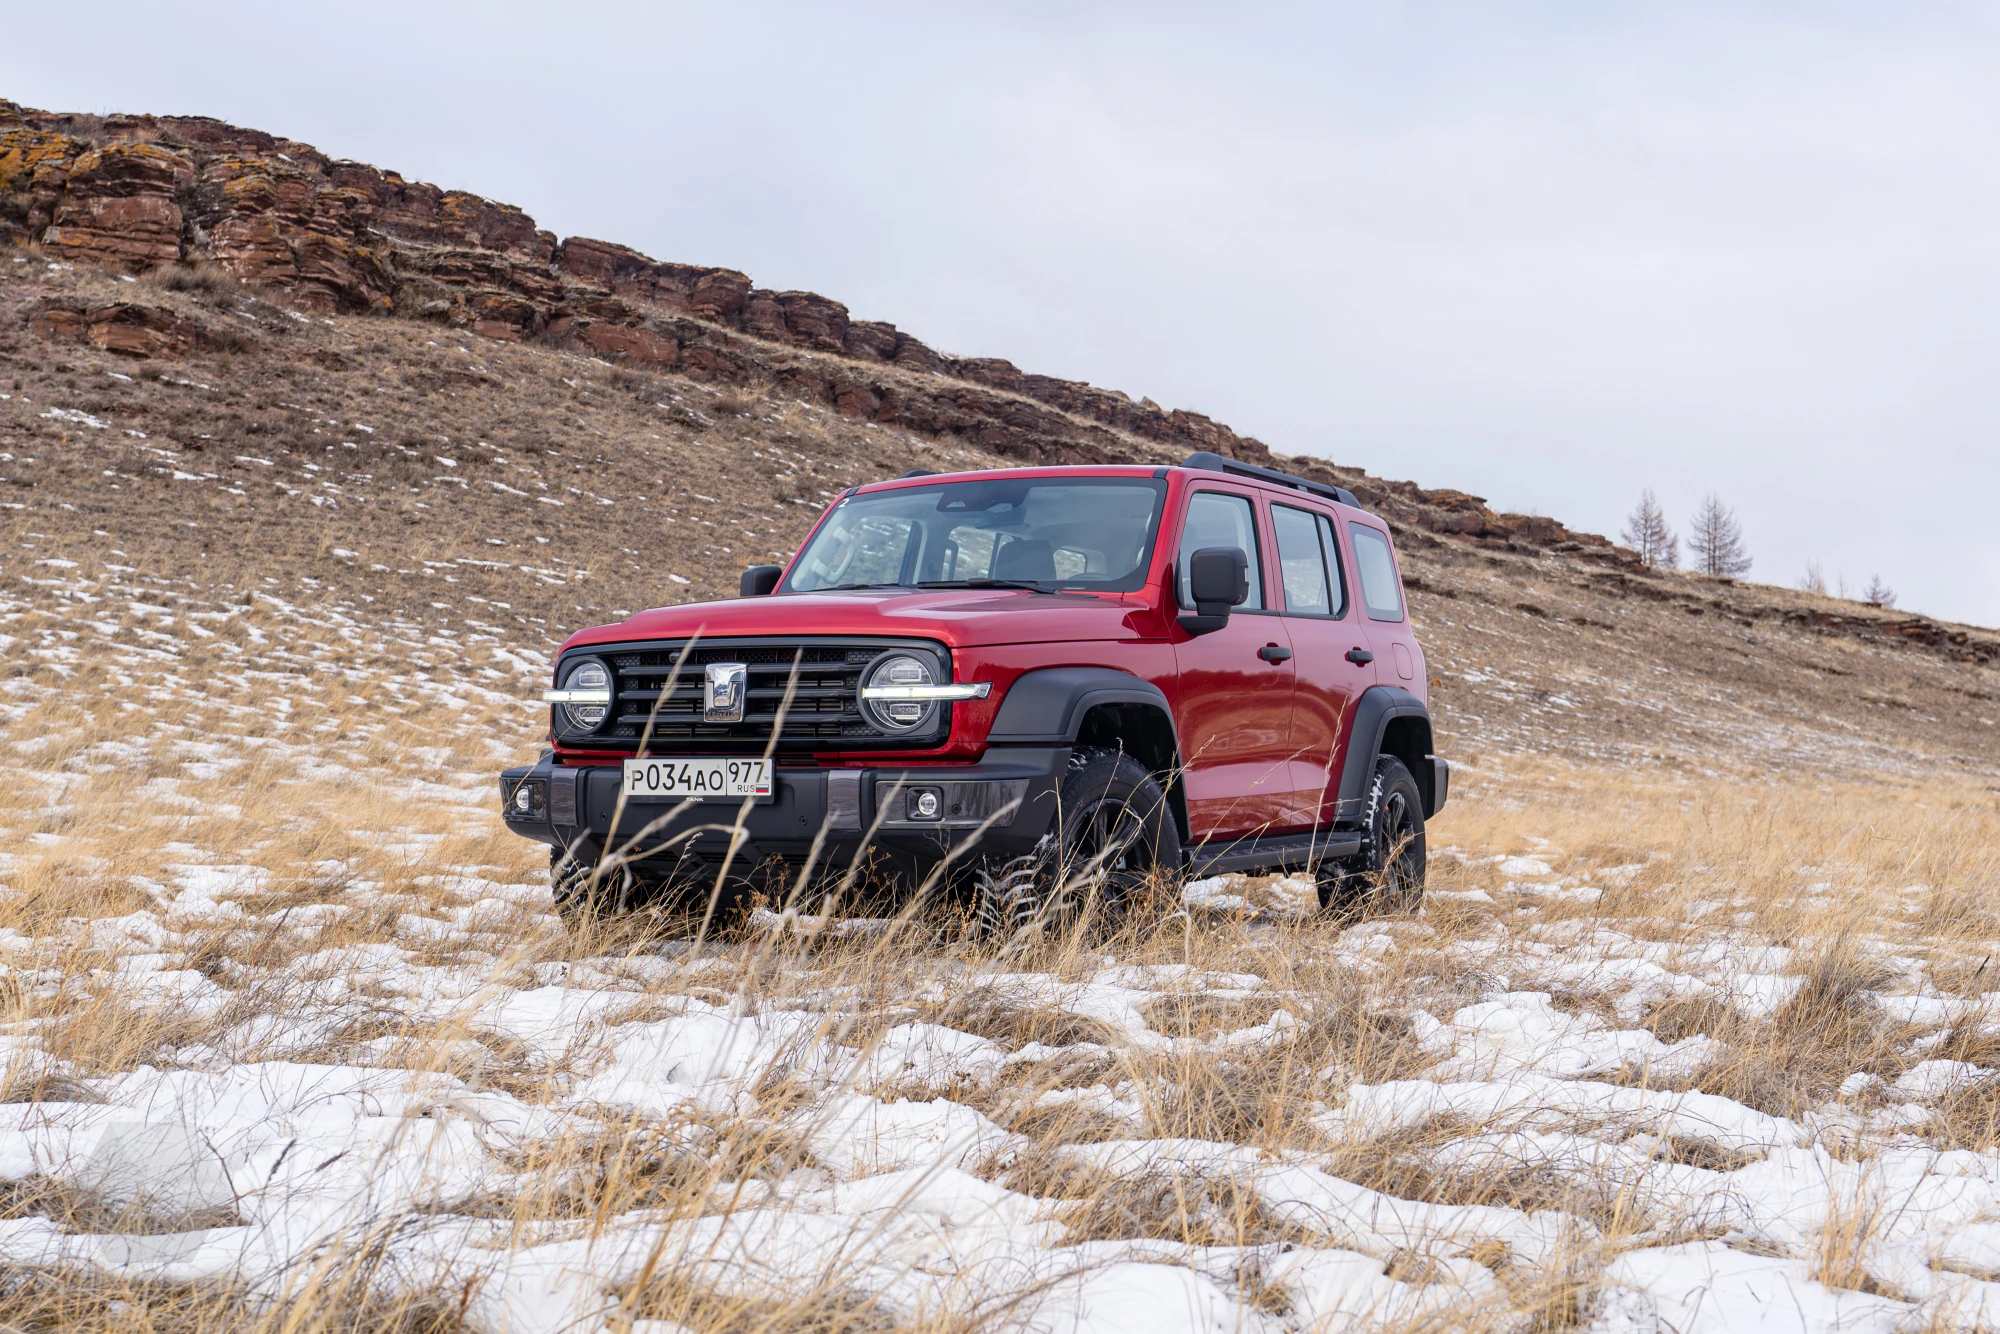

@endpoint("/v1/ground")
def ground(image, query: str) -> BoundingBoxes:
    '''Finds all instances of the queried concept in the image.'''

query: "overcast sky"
[9,2,1999,623]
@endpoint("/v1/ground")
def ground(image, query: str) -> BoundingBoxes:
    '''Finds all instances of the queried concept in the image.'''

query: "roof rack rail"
[897,469,940,479]
[1181,451,1359,507]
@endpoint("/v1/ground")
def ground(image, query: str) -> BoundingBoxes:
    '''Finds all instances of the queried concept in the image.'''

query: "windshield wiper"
[916,578,1056,593]
[820,582,907,590]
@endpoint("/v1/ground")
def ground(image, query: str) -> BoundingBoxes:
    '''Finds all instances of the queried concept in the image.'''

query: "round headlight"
[862,653,938,732]
[561,659,611,731]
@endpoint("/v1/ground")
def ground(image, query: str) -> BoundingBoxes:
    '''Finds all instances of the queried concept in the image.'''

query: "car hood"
[563,588,1155,652]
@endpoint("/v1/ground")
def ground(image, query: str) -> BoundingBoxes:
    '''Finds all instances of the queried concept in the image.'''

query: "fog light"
[506,779,547,819]
[909,788,942,821]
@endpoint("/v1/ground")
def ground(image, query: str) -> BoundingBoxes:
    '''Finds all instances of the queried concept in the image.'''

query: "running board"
[1185,831,1364,878]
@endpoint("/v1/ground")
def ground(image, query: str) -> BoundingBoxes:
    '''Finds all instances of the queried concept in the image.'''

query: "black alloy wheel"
[1318,754,1427,914]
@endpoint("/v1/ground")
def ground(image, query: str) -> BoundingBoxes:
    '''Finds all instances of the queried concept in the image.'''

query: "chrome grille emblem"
[703,662,747,722]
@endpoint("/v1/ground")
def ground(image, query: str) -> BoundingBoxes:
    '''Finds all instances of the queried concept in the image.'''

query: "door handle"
[1345,648,1375,665]
[1259,644,1293,663]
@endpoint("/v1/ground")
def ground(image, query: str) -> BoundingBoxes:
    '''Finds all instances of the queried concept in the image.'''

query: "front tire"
[1318,755,1427,914]
[975,748,1181,946]
[550,847,639,932]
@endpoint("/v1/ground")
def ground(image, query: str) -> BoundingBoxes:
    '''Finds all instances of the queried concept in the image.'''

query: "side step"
[1185,831,1364,878]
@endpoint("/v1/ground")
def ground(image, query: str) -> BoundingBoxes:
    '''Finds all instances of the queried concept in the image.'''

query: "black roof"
[1181,451,1360,507]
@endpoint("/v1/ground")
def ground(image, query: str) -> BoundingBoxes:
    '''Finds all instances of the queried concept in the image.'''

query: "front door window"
[1176,491,1264,610]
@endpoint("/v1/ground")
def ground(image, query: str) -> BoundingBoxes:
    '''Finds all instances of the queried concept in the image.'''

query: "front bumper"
[498,747,1068,876]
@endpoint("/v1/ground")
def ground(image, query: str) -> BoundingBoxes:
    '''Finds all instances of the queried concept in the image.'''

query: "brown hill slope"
[0,97,1613,551]
[2,98,1997,782]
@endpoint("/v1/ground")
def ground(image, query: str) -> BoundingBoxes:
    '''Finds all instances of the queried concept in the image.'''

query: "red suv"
[501,452,1447,931]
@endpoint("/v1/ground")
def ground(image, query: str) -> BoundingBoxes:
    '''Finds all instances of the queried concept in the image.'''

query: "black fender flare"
[990,666,1175,744]
[988,666,1187,837]
[1335,685,1440,821]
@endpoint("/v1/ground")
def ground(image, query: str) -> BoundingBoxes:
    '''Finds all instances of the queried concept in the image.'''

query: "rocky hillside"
[0,97,1612,555]
[2,97,1996,780]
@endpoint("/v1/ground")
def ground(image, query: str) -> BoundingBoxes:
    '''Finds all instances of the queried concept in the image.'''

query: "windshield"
[784,476,1168,593]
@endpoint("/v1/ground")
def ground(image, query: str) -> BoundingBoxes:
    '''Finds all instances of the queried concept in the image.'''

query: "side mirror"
[1179,546,1248,635]
[740,564,783,597]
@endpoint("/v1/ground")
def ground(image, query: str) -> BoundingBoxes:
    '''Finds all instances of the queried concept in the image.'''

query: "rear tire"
[975,748,1181,947]
[1318,755,1427,914]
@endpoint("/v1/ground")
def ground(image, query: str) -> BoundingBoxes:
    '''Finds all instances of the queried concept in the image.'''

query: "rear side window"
[1272,503,1338,616]
[1176,491,1263,609]
[1349,523,1404,622]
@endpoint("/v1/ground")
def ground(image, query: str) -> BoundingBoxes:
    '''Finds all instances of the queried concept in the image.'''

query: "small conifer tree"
[1687,494,1751,577]
[1621,488,1679,570]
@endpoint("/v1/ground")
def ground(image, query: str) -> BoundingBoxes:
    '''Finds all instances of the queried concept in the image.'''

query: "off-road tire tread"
[974,747,1179,947]
[550,848,632,932]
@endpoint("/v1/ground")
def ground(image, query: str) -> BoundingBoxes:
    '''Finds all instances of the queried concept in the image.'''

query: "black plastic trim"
[990,667,1176,745]
[1334,685,1435,821]
[1186,830,1364,877]
[549,767,580,826]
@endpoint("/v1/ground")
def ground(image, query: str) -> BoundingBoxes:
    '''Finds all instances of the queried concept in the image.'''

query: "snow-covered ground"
[5,561,2000,1333]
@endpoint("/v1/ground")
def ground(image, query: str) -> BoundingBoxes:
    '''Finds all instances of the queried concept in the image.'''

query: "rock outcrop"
[26,297,244,358]
[0,97,1617,558]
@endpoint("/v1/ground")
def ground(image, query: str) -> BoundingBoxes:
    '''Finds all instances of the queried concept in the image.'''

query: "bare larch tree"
[1621,488,1679,569]
[1687,494,1752,577]
[1864,574,1897,608]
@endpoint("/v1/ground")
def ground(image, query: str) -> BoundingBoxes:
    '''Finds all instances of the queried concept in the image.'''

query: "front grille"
[554,636,950,752]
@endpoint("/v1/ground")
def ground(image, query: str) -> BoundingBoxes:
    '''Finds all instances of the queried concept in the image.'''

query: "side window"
[1271,504,1332,615]
[1315,512,1349,618]
[1176,491,1263,610]
[1349,523,1404,622]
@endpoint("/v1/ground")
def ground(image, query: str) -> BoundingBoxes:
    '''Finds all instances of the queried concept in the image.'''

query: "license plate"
[623,757,773,801]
